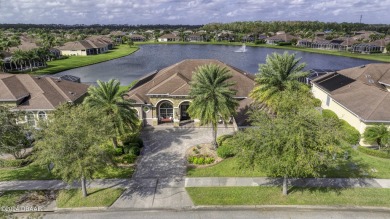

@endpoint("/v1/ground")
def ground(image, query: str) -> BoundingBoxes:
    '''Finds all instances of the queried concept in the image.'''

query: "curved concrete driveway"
[111,127,235,209]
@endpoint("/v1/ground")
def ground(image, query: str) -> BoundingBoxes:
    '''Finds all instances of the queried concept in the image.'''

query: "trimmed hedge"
[358,146,390,159]
[322,109,339,120]
[321,109,360,145]
[340,120,361,145]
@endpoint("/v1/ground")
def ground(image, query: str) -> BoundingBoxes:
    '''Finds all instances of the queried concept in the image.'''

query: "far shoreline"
[136,41,390,63]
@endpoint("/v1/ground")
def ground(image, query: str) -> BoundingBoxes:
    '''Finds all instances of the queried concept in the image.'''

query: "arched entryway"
[158,100,174,124]
[179,101,191,121]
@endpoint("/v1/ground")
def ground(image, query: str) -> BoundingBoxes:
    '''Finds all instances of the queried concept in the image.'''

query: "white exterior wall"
[312,84,367,133]
[60,50,88,56]
[158,38,168,42]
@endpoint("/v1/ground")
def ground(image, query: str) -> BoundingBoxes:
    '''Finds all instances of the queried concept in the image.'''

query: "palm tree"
[11,50,27,71]
[250,52,308,106]
[187,64,238,149]
[83,79,139,149]
[363,124,390,150]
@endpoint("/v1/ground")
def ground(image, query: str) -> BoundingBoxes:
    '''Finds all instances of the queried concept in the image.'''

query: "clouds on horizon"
[0,0,389,25]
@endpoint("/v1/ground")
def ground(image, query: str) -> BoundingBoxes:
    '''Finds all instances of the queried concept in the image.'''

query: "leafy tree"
[363,124,390,150]
[250,52,308,106]
[34,105,114,197]
[239,89,342,195]
[187,64,238,149]
[84,79,140,149]
[0,107,31,159]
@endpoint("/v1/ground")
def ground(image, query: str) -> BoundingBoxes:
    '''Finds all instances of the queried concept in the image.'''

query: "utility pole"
[360,15,363,23]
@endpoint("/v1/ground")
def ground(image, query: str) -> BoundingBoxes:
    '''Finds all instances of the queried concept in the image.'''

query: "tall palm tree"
[250,52,308,106]
[363,124,390,150]
[84,79,139,148]
[187,64,238,149]
[11,50,26,71]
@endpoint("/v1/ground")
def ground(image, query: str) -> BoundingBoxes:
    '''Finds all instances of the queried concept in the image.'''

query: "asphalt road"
[38,208,390,219]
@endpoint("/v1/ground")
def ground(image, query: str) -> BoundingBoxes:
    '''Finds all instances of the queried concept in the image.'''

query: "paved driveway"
[111,127,235,209]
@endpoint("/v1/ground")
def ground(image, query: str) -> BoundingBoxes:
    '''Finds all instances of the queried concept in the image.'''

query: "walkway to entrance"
[111,127,235,209]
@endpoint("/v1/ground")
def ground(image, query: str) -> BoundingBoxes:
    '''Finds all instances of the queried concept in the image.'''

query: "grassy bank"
[136,41,390,63]
[56,188,124,208]
[0,164,134,181]
[32,45,139,75]
[187,150,390,179]
[186,187,390,206]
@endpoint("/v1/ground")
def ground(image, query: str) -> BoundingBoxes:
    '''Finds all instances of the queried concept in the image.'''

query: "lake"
[54,44,379,85]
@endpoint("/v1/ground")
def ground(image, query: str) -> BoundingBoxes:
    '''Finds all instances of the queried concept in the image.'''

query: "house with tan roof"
[266,33,297,44]
[158,34,180,42]
[0,73,89,127]
[57,38,111,56]
[311,64,390,139]
[126,59,255,128]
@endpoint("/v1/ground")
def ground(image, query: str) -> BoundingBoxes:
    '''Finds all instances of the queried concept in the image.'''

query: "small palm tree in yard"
[250,52,308,106]
[363,124,390,150]
[84,79,139,149]
[187,64,238,149]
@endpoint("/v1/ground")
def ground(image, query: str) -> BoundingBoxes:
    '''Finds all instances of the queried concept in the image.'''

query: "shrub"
[313,98,322,107]
[121,154,137,164]
[217,138,237,158]
[322,109,339,120]
[358,146,390,159]
[0,159,26,168]
[340,120,361,145]
[124,143,140,154]
[187,156,215,165]
[122,135,144,148]
[216,134,233,146]
[114,147,123,156]
[277,42,292,46]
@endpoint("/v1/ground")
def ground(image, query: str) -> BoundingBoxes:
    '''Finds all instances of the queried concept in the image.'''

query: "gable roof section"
[127,59,255,104]
[0,74,89,110]
[0,74,30,101]
[312,64,390,122]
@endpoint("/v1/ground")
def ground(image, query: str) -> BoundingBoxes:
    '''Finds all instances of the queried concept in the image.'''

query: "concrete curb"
[54,207,109,212]
[192,205,390,212]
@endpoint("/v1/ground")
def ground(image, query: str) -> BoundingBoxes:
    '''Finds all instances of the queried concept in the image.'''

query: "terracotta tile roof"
[127,59,255,104]
[312,64,390,122]
[0,73,89,111]
[159,34,179,39]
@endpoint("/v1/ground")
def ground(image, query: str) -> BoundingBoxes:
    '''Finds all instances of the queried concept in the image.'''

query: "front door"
[180,104,190,120]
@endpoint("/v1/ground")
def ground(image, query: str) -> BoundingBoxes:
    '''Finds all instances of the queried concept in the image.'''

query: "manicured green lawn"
[0,164,134,181]
[32,45,139,75]
[0,191,26,206]
[137,41,390,63]
[187,157,266,177]
[186,187,390,206]
[187,150,390,179]
[56,188,124,208]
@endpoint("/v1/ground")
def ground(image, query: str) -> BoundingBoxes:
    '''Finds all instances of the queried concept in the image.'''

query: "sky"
[0,0,389,25]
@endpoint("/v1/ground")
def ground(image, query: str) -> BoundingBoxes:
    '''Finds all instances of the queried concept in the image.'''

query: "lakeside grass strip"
[186,187,390,206]
[32,45,139,75]
[56,188,124,208]
[136,41,390,63]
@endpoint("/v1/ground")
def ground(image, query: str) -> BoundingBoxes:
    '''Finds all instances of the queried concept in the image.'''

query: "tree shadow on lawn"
[320,157,373,178]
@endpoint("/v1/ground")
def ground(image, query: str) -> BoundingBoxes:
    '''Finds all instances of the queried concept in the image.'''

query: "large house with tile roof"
[311,64,390,137]
[126,59,255,128]
[0,73,89,127]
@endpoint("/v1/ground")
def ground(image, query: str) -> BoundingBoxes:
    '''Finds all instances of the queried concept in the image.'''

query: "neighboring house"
[266,33,297,44]
[311,64,390,138]
[126,59,255,129]
[186,33,203,42]
[158,34,180,42]
[57,39,110,56]
[129,34,146,42]
[0,73,89,128]
[86,36,114,49]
